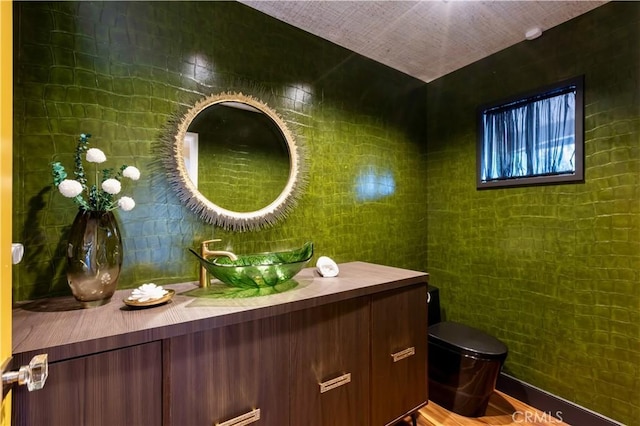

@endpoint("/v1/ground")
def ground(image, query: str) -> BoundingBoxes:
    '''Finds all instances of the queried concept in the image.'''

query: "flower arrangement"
[51,133,140,212]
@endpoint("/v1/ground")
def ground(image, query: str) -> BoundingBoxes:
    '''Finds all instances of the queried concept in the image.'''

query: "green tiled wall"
[12,1,427,299]
[426,3,639,424]
[13,1,638,424]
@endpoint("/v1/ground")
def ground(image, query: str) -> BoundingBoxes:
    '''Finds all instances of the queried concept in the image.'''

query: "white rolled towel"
[316,256,339,277]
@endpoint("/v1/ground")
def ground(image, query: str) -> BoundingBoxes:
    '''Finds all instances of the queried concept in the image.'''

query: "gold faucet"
[199,239,239,288]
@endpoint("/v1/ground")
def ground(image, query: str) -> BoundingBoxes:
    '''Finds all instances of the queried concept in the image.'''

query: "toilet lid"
[429,321,508,360]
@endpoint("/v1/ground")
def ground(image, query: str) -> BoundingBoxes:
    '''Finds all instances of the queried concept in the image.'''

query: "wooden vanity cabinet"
[12,342,163,426]
[165,284,426,426]
[370,284,428,426]
[290,297,371,426]
[11,262,429,426]
[165,315,290,426]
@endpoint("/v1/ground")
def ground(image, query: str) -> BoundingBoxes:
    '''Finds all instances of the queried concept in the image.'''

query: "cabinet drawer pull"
[391,347,415,362]
[319,372,351,393]
[216,408,261,426]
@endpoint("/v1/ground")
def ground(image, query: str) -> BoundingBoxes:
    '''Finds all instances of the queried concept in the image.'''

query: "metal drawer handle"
[391,347,415,362]
[216,408,260,426]
[319,372,351,393]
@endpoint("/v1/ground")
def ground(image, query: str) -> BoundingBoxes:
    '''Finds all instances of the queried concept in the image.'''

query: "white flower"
[58,179,83,198]
[122,166,141,181]
[118,196,136,211]
[53,133,141,213]
[127,283,168,302]
[101,178,121,195]
[86,148,107,163]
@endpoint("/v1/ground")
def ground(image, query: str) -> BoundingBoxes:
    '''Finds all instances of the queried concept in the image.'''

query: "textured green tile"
[426,3,639,425]
[13,1,427,299]
[12,1,638,424]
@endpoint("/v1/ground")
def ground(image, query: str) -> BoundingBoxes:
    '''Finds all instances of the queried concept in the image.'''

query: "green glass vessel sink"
[190,242,313,290]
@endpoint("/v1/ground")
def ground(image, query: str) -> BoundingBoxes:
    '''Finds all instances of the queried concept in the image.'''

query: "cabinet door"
[290,297,370,426]
[370,284,428,426]
[12,342,162,426]
[166,315,289,426]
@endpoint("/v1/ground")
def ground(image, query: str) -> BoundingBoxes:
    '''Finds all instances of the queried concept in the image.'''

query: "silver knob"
[2,354,48,391]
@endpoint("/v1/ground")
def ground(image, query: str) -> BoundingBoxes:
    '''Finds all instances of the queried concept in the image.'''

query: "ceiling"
[239,1,608,82]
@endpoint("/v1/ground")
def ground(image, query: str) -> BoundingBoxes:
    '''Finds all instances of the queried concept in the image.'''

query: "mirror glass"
[166,92,305,231]
[185,102,290,212]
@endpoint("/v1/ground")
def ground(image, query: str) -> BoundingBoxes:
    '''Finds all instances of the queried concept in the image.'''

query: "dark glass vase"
[66,210,122,308]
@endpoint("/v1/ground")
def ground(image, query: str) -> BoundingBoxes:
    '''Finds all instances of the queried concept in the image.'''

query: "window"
[477,76,584,189]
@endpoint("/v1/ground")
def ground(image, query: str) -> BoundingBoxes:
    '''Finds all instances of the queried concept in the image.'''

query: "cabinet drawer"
[290,297,370,426]
[165,315,289,426]
[13,342,162,426]
[371,284,428,425]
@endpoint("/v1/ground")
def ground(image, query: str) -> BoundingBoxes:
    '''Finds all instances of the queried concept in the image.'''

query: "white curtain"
[481,90,576,182]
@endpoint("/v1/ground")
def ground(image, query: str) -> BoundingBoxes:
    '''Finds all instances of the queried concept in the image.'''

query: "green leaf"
[51,162,67,186]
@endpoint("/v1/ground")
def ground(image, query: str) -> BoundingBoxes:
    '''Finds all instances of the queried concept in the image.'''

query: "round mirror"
[165,92,305,231]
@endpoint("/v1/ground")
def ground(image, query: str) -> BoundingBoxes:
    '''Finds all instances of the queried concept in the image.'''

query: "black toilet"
[427,285,508,417]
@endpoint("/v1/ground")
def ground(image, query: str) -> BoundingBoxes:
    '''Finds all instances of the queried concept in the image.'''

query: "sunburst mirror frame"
[161,91,307,232]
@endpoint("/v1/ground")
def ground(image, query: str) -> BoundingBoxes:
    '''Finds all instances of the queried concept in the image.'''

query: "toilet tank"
[427,285,441,325]
[428,321,508,417]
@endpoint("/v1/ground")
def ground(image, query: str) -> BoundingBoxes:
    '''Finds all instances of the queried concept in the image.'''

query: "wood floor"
[399,391,570,426]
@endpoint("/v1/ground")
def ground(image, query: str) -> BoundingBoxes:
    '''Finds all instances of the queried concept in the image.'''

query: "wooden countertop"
[12,261,428,363]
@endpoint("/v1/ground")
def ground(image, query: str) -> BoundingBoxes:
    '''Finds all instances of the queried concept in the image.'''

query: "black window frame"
[476,76,585,189]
